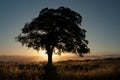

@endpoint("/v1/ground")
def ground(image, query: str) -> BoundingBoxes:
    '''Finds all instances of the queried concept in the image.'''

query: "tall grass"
[0,59,120,80]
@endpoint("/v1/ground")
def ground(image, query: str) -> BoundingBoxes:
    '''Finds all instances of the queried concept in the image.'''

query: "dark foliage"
[16,7,90,64]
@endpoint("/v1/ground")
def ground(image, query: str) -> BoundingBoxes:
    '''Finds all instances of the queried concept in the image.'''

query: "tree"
[16,7,90,65]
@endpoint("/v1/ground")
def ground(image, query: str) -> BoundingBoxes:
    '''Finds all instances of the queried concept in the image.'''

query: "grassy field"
[0,58,120,80]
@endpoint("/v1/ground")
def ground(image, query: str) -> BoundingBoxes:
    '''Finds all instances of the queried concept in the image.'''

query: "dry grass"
[0,58,120,80]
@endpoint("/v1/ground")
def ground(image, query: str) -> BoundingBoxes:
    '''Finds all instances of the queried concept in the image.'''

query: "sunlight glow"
[37,50,82,62]
[38,50,60,62]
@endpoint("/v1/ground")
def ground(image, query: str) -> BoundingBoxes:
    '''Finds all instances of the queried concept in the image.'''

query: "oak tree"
[16,7,90,65]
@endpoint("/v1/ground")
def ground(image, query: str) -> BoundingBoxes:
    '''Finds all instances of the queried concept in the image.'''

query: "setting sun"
[38,50,60,62]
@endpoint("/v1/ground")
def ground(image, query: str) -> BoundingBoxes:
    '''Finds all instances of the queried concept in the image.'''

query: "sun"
[38,50,59,62]
[32,49,78,62]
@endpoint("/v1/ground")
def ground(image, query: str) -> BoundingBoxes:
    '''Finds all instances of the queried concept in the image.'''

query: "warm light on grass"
[1,59,120,80]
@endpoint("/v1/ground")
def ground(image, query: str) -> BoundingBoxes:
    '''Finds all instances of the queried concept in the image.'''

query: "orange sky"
[0,50,120,62]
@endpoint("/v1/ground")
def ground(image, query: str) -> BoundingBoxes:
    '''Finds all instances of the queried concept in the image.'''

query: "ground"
[0,58,120,80]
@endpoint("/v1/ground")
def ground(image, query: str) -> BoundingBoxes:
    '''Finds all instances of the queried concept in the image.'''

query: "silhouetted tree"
[16,7,90,65]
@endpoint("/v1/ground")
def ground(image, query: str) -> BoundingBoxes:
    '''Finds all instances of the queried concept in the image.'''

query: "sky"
[0,0,120,61]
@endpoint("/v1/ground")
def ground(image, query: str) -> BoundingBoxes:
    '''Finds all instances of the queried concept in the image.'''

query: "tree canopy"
[16,7,90,64]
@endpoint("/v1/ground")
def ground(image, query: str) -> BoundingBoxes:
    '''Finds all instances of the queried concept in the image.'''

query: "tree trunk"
[47,52,52,65]
[46,45,54,66]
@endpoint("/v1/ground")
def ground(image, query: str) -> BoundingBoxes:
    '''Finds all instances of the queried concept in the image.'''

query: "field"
[0,58,120,80]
